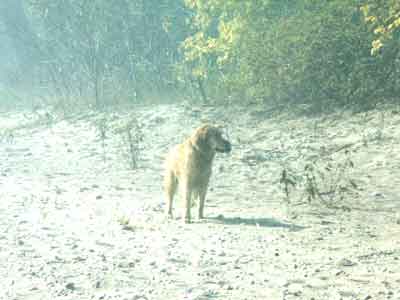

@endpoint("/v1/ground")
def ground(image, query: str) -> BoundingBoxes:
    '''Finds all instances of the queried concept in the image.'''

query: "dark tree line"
[0,0,399,111]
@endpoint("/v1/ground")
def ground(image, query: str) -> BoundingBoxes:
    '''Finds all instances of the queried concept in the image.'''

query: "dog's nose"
[225,141,232,152]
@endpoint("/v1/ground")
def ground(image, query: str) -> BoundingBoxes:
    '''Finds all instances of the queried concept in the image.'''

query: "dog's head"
[191,124,232,153]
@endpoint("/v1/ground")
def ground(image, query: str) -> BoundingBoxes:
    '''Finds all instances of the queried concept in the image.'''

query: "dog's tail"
[164,170,177,197]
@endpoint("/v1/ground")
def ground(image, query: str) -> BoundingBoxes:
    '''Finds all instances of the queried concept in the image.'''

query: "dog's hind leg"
[164,171,177,218]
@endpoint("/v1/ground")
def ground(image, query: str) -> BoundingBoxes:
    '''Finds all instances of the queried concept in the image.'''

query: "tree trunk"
[197,77,208,104]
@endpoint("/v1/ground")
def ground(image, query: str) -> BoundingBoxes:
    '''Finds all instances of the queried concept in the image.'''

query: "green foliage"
[181,0,399,110]
[361,1,400,54]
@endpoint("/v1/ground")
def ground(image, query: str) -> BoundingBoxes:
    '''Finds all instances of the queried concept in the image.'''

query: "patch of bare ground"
[0,104,399,299]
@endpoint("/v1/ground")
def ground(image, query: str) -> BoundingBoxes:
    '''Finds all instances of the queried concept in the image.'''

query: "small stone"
[373,192,384,198]
[336,270,344,276]
[66,282,75,290]
[338,258,356,267]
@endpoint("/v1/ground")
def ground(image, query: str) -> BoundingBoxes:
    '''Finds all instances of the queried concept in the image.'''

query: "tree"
[182,0,399,110]
[361,1,400,55]
[24,0,188,107]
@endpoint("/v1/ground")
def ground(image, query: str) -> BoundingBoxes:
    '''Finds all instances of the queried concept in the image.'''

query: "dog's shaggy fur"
[164,124,231,223]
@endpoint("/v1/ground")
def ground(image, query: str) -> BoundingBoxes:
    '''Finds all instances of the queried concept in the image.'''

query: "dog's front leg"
[198,188,207,220]
[182,181,192,223]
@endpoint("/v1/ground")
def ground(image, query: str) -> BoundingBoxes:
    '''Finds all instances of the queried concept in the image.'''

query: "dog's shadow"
[205,216,306,231]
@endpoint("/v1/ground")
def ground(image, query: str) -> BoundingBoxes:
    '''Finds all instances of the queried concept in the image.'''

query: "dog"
[163,124,231,223]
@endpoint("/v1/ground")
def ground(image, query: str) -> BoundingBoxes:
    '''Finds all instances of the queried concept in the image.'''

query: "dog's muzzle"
[216,140,232,153]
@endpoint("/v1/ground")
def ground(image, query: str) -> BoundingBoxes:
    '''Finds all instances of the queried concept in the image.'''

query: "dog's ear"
[191,125,210,150]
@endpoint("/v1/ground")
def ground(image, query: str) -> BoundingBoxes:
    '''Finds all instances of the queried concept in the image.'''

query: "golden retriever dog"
[164,124,231,223]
